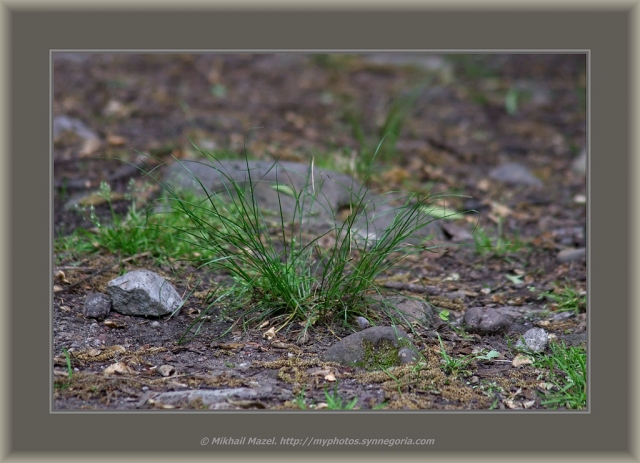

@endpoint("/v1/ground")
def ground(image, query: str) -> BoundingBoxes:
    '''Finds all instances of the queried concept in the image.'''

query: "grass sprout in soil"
[139,140,450,341]
[533,342,586,409]
[534,281,587,316]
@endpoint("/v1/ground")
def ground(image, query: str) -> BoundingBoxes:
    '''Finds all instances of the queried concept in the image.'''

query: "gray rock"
[150,385,292,408]
[391,296,435,328]
[398,347,419,365]
[53,115,101,156]
[360,53,452,73]
[572,149,587,175]
[321,326,416,368]
[107,270,183,317]
[516,328,549,353]
[53,115,98,141]
[463,307,510,334]
[370,294,435,329]
[557,248,586,263]
[551,311,574,322]
[83,292,111,319]
[351,195,443,244]
[355,316,370,329]
[489,162,543,188]
[494,305,537,323]
[162,159,443,244]
[151,388,260,406]
[163,159,357,223]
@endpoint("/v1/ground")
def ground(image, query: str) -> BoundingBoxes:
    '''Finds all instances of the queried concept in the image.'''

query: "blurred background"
[53,52,586,247]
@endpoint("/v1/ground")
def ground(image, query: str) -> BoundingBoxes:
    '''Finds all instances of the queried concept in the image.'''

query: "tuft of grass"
[533,341,586,409]
[471,218,526,257]
[323,383,359,410]
[54,179,222,266]
[535,281,586,315]
[444,54,499,80]
[435,333,473,377]
[54,348,73,390]
[293,383,359,410]
[147,140,444,337]
[293,388,309,410]
[343,84,427,172]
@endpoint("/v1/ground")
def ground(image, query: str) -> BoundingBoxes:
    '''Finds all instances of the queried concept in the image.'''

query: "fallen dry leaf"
[104,320,127,329]
[504,399,520,409]
[54,270,70,284]
[86,348,102,357]
[512,355,533,367]
[107,134,127,146]
[104,362,134,376]
[263,327,276,340]
[158,365,175,377]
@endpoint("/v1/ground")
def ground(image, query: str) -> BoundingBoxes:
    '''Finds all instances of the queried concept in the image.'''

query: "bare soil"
[53,53,587,410]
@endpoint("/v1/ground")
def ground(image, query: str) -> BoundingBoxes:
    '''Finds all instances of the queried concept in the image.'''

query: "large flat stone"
[321,326,417,368]
[107,270,183,317]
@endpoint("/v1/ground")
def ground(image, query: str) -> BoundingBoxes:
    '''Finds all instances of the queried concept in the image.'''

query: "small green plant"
[54,348,73,390]
[435,333,472,377]
[536,281,586,315]
[504,87,520,115]
[293,387,309,410]
[323,383,359,410]
[533,341,586,409]
[445,54,498,79]
[343,84,427,170]
[54,179,221,265]
[472,218,525,257]
[474,349,500,361]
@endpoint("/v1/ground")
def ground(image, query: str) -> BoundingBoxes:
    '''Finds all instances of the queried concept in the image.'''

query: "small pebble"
[355,316,370,329]
[552,311,573,322]
[516,328,549,353]
[398,348,419,365]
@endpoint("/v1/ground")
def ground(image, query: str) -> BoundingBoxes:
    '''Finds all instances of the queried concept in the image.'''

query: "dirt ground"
[53,53,587,410]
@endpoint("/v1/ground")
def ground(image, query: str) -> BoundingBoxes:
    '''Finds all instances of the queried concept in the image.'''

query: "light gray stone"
[162,159,443,244]
[463,307,510,334]
[489,162,543,188]
[107,270,183,317]
[83,292,111,320]
[393,296,435,327]
[572,149,586,175]
[355,316,370,329]
[557,248,586,263]
[152,388,259,406]
[370,295,435,329]
[516,328,549,353]
[321,326,416,368]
